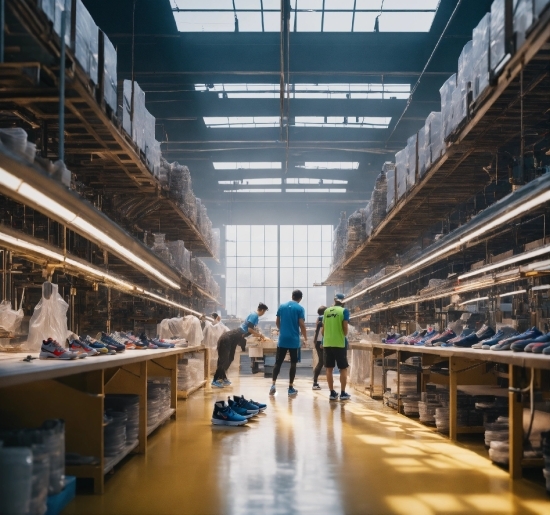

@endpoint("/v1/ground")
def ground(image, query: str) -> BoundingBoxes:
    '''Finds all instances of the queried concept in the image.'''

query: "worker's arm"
[313,321,321,344]
[276,316,281,330]
[342,320,349,336]
[299,319,308,344]
[247,326,265,340]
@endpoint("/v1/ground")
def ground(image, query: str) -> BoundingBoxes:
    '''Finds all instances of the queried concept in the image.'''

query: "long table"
[0,346,210,493]
[349,341,550,479]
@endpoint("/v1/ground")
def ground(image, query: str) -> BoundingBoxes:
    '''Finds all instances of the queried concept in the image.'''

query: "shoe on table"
[490,340,513,351]
[269,384,276,396]
[528,341,550,354]
[288,386,298,397]
[85,336,115,355]
[211,401,248,426]
[211,380,225,388]
[543,346,550,355]
[312,383,321,390]
[329,390,339,401]
[227,398,255,419]
[69,339,99,356]
[340,392,351,401]
[40,338,79,360]
[222,379,232,386]
[233,395,260,415]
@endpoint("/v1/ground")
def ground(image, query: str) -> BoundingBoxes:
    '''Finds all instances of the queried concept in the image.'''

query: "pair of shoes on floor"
[312,383,322,390]
[211,395,267,426]
[329,390,351,401]
[211,378,232,388]
[269,384,298,397]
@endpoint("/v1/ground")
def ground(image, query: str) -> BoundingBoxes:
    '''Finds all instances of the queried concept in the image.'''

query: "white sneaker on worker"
[269,384,276,396]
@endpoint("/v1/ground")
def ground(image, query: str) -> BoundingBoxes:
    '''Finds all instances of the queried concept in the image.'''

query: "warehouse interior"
[1,0,550,514]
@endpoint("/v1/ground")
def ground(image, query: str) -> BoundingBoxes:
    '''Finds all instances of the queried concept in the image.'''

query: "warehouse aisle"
[65,376,549,515]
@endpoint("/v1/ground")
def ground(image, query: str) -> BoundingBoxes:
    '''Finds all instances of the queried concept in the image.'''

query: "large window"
[225,225,333,323]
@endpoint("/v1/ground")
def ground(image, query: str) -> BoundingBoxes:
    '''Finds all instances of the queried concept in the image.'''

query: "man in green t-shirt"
[322,293,351,401]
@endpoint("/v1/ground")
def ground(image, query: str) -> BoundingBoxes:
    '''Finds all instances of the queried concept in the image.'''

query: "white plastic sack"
[26,282,69,352]
[158,315,203,346]
[0,300,24,334]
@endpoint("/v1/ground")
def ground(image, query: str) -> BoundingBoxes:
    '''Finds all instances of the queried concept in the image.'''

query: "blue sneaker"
[222,379,232,386]
[100,333,126,352]
[269,384,276,396]
[329,390,339,401]
[233,395,260,415]
[211,380,225,388]
[288,386,298,397]
[227,398,255,419]
[340,392,351,401]
[248,399,267,412]
[211,401,248,426]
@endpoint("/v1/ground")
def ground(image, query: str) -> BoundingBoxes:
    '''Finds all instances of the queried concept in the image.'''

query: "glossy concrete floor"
[65,376,549,515]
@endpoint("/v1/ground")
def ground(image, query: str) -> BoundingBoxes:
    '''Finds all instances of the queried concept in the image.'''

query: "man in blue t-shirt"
[212,303,268,388]
[270,290,307,397]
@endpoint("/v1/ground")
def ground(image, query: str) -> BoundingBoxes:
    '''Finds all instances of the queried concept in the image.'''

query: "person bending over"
[270,290,307,397]
[322,293,351,401]
[212,303,268,388]
[312,305,326,390]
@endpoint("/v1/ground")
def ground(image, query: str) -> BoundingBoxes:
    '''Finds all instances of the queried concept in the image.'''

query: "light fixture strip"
[498,289,526,298]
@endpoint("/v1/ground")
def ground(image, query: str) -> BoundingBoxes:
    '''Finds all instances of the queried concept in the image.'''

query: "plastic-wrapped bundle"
[395,149,408,200]
[386,165,396,212]
[104,394,139,444]
[211,228,221,260]
[151,233,175,267]
[167,162,191,203]
[372,168,388,227]
[346,209,367,255]
[0,127,29,158]
[418,123,429,178]
[332,212,348,267]
[491,0,507,74]
[535,0,550,16]
[428,111,444,165]
[144,110,158,175]
[39,0,55,22]
[202,320,229,370]
[0,300,24,334]
[158,157,170,186]
[177,353,205,391]
[148,379,171,420]
[406,134,417,189]
[53,0,71,46]
[158,315,203,345]
[122,80,146,152]
[74,0,98,84]
[472,13,491,101]
[514,0,534,50]
[452,41,473,134]
[40,419,65,494]
[440,74,456,140]
[102,31,117,112]
[104,411,127,456]
[364,202,374,238]
[182,190,197,223]
[26,282,69,352]
[166,240,191,278]
[0,447,32,515]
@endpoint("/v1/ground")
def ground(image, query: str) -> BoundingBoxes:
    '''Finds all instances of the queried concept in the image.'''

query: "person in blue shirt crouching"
[269,290,308,397]
[212,303,268,388]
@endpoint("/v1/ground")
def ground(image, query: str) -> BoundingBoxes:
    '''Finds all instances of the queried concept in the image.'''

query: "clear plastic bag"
[74,0,98,84]
[26,282,69,352]
[158,315,203,346]
[0,300,24,334]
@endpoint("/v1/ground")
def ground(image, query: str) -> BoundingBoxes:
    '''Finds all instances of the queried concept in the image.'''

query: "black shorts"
[323,347,349,369]
[275,346,299,364]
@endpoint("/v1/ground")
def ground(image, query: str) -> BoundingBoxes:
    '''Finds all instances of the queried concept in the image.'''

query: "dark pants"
[213,328,245,381]
[272,347,299,384]
[313,341,324,383]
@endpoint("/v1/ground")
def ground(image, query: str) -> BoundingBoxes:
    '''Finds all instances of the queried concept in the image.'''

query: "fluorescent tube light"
[0,166,180,290]
[498,289,526,298]
[458,296,489,306]
[531,285,550,291]
[459,245,550,280]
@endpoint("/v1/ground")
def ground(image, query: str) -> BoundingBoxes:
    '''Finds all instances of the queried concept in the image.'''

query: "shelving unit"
[0,345,209,494]
[351,341,550,479]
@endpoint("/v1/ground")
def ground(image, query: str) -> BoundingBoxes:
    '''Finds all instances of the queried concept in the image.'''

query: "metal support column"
[58,1,67,161]
[0,0,5,64]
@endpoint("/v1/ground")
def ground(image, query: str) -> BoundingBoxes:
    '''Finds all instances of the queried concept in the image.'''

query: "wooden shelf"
[1,0,215,258]
[326,6,550,284]
[177,380,207,400]
[103,440,139,475]
[146,408,175,437]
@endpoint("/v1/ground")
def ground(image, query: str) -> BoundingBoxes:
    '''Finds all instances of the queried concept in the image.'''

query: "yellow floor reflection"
[65,376,548,515]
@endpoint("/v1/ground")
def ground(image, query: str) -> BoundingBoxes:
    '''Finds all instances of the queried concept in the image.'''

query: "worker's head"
[257,302,268,316]
[292,290,303,303]
[317,306,327,316]
[211,312,220,322]
[334,293,346,306]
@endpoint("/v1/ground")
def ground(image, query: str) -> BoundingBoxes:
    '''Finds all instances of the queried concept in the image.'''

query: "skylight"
[287,189,347,193]
[285,178,348,185]
[213,162,282,170]
[219,179,283,185]
[171,0,439,32]
[196,83,411,100]
[297,162,359,170]
[219,178,348,186]
[204,117,391,129]
[224,189,282,193]
[294,116,390,128]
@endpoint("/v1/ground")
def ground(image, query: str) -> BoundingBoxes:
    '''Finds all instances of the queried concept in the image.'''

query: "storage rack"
[351,341,549,480]
[0,345,210,494]
[0,0,216,256]
[326,3,550,285]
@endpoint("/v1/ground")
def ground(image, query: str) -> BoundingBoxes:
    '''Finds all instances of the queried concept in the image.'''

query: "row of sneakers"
[40,331,183,360]
[473,326,550,353]
[211,395,267,426]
